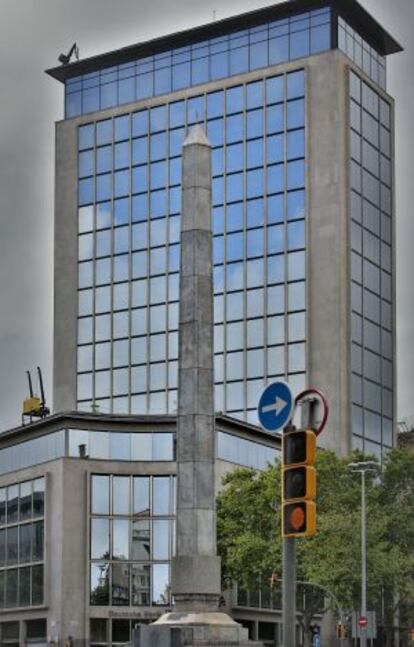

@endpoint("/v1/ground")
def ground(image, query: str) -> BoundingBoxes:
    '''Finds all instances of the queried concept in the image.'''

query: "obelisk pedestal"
[134,126,262,646]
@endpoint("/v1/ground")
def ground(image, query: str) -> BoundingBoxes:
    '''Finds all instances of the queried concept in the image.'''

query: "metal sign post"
[258,382,295,647]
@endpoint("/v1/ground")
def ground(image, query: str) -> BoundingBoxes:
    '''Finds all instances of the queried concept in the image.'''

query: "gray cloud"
[0,0,412,431]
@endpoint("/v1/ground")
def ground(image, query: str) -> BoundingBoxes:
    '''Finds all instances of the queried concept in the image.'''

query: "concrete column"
[306,51,350,457]
[170,124,221,612]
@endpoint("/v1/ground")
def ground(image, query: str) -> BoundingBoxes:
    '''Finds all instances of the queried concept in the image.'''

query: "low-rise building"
[0,412,280,647]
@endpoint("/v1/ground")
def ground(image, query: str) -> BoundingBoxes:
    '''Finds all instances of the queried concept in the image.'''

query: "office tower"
[48,0,401,456]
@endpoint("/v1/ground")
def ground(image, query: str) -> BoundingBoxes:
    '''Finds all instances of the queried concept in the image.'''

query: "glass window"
[5,569,18,608]
[91,475,109,514]
[6,526,18,565]
[152,563,169,605]
[226,85,244,114]
[113,477,130,515]
[33,478,45,517]
[267,104,284,134]
[153,520,170,559]
[132,563,150,606]
[79,124,94,150]
[133,477,150,516]
[112,562,130,606]
[0,489,5,526]
[19,482,32,521]
[226,114,243,144]
[19,567,30,607]
[269,35,289,66]
[91,518,110,560]
[7,486,18,524]
[113,519,129,559]
[153,478,170,515]
[226,322,244,352]
[90,562,110,605]
[31,564,43,605]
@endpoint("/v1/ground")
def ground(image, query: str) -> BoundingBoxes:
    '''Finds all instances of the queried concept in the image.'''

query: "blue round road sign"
[258,381,294,432]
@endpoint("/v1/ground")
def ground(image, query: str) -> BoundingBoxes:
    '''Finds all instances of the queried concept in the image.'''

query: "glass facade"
[338,16,386,90]
[217,431,279,469]
[90,474,175,607]
[0,478,45,609]
[0,431,65,477]
[349,70,393,457]
[66,8,330,118]
[76,69,307,422]
[68,428,175,461]
[0,426,280,474]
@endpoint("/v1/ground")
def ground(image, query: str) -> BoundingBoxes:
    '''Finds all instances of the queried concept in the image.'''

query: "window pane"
[132,520,150,560]
[112,563,130,606]
[91,475,109,514]
[113,477,130,515]
[31,564,43,605]
[7,485,18,524]
[132,564,151,606]
[153,477,170,515]
[19,482,32,521]
[19,523,32,563]
[152,564,169,605]
[32,521,44,561]
[153,520,170,559]
[113,519,129,559]
[90,563,109,605]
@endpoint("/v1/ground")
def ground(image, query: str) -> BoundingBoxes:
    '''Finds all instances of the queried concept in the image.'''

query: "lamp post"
[348,461,379,647]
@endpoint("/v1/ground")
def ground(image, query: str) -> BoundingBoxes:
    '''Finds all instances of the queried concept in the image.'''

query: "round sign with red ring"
[358,617,368,627]
[294,388,329,436]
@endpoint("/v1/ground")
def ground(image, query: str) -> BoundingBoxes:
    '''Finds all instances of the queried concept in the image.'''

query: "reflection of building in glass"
[0,478,45,609]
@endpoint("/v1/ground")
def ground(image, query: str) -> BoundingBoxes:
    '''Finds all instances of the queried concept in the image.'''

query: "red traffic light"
[282,501,316,537]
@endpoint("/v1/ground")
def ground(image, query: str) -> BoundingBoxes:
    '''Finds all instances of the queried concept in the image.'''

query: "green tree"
[216,448,414,646]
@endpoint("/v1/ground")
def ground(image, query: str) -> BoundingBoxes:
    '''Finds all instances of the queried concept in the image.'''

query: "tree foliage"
[217,448,414,631]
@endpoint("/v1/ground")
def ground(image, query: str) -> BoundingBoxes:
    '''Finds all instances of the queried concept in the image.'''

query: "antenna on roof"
[213,10,217,21]
[58,43,79,65]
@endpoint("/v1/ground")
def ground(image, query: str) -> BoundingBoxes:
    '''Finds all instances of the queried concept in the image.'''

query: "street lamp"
[347,461,380,647]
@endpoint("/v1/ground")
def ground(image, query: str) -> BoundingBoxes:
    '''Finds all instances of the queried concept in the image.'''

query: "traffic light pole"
[282,536,296,646]
[282,399,319,646]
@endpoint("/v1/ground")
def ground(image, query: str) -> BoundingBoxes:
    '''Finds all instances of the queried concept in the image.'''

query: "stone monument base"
[133,612,263,646]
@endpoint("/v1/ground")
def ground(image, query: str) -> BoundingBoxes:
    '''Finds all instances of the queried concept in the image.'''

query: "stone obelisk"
[135,125,261,645]
[171,124,221,612]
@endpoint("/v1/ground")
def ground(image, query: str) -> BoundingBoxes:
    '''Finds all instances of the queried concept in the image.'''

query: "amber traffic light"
[282,429,317,538]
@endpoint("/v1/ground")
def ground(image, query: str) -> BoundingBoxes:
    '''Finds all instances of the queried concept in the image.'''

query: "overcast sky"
[0,0,412,432]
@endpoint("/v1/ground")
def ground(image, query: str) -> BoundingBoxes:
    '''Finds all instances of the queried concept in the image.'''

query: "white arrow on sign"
[261,396,288,416]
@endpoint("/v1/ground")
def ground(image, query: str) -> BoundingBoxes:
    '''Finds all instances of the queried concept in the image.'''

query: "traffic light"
[282,429,317,537]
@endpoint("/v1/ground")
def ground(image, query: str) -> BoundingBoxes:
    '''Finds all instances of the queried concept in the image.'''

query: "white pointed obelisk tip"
[183,123,211,147]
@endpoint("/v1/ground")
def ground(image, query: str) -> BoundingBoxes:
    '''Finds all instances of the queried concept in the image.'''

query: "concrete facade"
[306,50,351,456]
